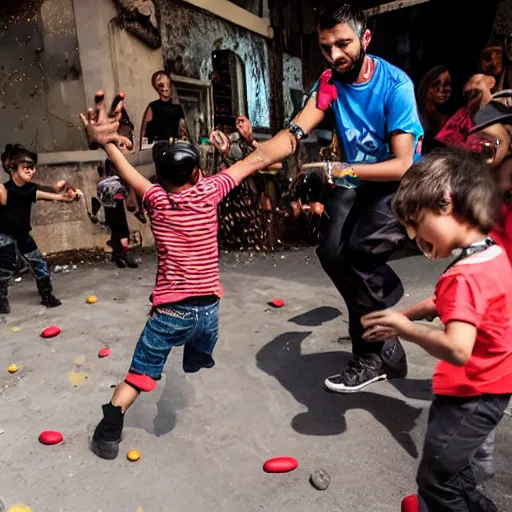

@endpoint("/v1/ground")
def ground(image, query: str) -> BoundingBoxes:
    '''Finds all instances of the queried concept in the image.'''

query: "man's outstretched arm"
[225,96,325,185]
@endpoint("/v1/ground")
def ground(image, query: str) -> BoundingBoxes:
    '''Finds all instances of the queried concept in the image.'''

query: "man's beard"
[332,48,366,84]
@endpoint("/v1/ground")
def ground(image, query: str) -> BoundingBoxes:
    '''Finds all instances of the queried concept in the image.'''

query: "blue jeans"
[0,234,50,282]
[129,298,220,379]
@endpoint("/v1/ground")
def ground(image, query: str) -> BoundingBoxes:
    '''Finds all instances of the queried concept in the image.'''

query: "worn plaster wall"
[158,0,271,128]
[31,161,154,255]
[229,0,264,17]
[73,0,164,148]
[283,53,303,124]
[0,0,86,153]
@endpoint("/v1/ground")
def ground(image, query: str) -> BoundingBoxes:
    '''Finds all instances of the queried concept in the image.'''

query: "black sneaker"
[325,339,407,393]
[41,293,61,308]
[91,403,124,460]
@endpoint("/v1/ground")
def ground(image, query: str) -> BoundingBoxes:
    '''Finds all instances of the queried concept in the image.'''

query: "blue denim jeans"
[129,298,220,379]
[0,234,50,282]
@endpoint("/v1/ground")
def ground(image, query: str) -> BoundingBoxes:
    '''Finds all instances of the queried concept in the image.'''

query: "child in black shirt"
[0,145,80,314]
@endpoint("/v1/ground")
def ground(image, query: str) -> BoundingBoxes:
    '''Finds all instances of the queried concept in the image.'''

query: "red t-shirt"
[143,172,237,306]
[433,245,512,396]
[490,204,512,264]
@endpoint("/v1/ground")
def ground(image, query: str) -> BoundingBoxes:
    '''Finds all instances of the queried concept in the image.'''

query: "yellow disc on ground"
[127,450,141,462]
[8,505,32,512]
[8,364,18,374]
[86,295,98,304]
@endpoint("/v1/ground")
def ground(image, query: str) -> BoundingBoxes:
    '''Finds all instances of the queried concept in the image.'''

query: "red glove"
[317,69,337,111]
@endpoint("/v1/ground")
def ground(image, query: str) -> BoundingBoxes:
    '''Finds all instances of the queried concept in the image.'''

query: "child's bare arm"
[401,296,438,322]
[0,184,7,205]
[36,190,78,202]
[362,310,476,366]
[104,143,152,199]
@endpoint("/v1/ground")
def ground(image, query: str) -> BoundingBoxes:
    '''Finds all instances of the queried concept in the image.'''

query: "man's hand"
[80,91,124,149]
[362,309,414,342]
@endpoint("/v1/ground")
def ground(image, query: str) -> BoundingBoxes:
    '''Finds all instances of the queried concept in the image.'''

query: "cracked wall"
[158,0,271,129]
[0,0,86,154]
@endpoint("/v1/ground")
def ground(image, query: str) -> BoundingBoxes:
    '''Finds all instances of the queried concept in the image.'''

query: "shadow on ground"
[256,331,423,458]
[288,306,342,327]
[125,369,189,437]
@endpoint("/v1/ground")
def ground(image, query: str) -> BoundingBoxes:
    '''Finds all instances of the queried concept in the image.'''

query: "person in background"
[91,108,140,268]
[480,36,509,91]
[140,70,188,149]
[0,145,80,314]
[435,74,496,149]
[417,65,454,153]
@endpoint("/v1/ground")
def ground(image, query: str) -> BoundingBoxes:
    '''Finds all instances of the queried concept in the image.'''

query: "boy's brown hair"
[392,148,499,233]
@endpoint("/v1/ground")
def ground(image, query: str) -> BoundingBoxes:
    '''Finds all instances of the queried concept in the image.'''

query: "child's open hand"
[80,91,124,149]
[362,310,413,342]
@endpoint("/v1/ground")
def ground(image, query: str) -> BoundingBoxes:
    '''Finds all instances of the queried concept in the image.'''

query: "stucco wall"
[73,0,165,148]
[158,0,271,129]
[31,160,155,255]
[0,0,86,153]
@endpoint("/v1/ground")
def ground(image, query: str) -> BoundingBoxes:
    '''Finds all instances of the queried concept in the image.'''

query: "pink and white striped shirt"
[143,172,237,306]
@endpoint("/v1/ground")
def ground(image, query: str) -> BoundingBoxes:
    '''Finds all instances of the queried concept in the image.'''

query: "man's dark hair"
[1,144,38,174]
[152,139,201,186]
[393,148,499,234]
[318,3,367,35]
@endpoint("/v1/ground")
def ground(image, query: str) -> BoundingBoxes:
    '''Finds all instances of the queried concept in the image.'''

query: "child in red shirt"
[362,148,512,512]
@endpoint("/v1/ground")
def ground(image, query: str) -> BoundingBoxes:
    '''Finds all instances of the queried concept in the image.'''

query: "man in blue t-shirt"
[229,3,424,392]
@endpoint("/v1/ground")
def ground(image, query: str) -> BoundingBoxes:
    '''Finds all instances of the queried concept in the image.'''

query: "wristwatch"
[288,121,309,141]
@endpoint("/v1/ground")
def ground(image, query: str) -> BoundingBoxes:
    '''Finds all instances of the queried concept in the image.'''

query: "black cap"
[471,90,512,133]
[152,139,201,186]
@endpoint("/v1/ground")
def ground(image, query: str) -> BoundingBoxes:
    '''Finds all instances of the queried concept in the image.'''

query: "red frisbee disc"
[98,347,111,358]
[40,326,61,338]
[263,456,299,473]
[39,431,63,445]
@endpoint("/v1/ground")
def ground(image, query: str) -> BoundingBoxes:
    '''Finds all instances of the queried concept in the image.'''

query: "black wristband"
[288,122,309,141]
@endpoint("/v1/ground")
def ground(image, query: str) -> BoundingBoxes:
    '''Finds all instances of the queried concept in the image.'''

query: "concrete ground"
[0,248,511,512]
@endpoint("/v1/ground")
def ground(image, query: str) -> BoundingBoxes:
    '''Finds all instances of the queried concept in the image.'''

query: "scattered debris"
[86,295,98,304]
[14,277,22,283]
[310,469,330,490]
[74,355,86,366]
[98,347,111,358]
[270,299,285,308]
[127,450,141,462]
[263,456,299,473]
[8,364,18,374]
[69,372,85,387]
[38,431,63,445]
[11,327,20,333]
[0,429,4,435]
[41,326,61,338]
